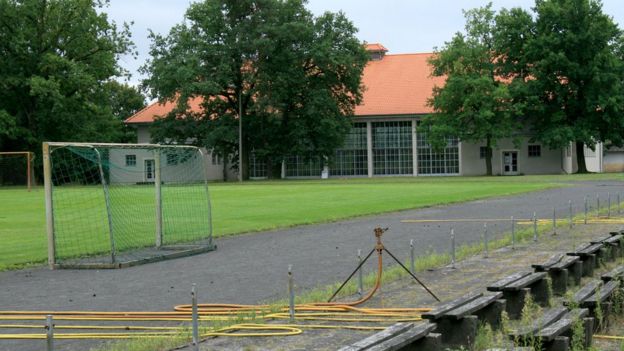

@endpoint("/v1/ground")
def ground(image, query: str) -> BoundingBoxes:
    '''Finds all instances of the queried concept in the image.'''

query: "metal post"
[357,249,363,296]
[584,196,588,224]
[553,207,557,235]
[483,223,489,258]
[191,284,199,351]
[569,200,573,229]
[409,240,415,274]
[511,216,515,250]
[608,192,611,218]
[43,143,56,269]
[450,228,456,269]
[93,147,116,264]
[597,194,600,217]
[46,315,54,351]
[618,193,621,215]
[533,212,538,242]
[288,265,295,322]
[154,150,163,248]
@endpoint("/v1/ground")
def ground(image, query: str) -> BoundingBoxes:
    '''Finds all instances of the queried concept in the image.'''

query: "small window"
[479,146,488,159]
[211,153,222,165]
[528,144,541,157]
[166,153,178,165]
[125,154,136,166]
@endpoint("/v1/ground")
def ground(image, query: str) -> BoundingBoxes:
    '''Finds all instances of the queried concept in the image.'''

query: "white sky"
[105,0,624,87]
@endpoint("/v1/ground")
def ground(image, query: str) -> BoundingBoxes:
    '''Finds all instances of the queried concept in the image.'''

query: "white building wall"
[133,124,237,181]
[461,138,564,176]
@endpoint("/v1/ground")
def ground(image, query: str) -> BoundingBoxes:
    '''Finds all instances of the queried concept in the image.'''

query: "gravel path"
[0,180,622,350]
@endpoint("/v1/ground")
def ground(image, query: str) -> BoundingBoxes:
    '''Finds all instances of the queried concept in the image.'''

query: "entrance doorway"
[144,159,155,181]
[502,151,518,175]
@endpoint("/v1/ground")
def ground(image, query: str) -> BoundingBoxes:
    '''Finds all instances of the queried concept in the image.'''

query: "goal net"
[0,152,35,190]
[43,142,215,269]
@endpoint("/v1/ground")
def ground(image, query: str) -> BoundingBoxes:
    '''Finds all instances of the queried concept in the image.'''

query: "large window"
[285,155,322,177]
[249,151,266,178]
[333,123,368,176]
[417,130,459,175]
[372,121,413,175]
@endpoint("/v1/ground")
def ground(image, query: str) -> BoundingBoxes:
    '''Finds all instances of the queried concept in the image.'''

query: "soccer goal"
[0,151,35,191]
[43,142,216,269]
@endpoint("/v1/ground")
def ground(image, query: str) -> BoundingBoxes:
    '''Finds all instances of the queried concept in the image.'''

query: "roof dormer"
[365,43,388,61]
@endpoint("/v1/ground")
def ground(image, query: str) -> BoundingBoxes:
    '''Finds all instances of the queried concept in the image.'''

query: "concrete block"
[531,277,551,307]
[407,332,441,351]
[550,269,568,296]
[546,336,569,351]
[475,299,506,330]
[582,254,595,277]
[436,315,478,349]
[570,261,583,286]
[503,288,530,320]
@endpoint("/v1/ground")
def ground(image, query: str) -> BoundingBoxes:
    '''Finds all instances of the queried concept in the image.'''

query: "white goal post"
[43,142,215,269]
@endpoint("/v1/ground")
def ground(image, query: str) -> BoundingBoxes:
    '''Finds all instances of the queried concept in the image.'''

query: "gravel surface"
[0,180,622,351]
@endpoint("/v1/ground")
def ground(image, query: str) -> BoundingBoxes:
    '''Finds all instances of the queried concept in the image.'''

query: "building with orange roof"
[125,44,603,180]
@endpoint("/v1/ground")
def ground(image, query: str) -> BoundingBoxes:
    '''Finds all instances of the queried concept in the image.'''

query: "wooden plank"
[367,323,437,351]
[605,235,623,244]
[536,309,589,341]
[421,291,482,320]
[551,255,580,271]
[568,243,592,255]
[584,280,620,307]
[601,265,624,282]
[339,323,414,351]
[591,234,613,244]
[444,292,503,320]
[504,272,547,291]
[532,254,564,271]
[509,307,567,337]
[566,280,602,305]
[578,243,603,255]
[487,271,532,291]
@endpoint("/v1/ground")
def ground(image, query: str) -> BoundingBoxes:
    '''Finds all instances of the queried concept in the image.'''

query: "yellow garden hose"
[0,230,432,340]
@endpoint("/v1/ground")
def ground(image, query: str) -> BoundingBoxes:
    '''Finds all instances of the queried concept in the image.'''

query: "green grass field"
[0,173,621,270]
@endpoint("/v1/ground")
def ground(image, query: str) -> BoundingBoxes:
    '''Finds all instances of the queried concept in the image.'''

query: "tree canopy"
[497,0,624,173]
[425,4,520,176]
[142,0,368,179]
[427,0,624,174]
[0,0,139,155]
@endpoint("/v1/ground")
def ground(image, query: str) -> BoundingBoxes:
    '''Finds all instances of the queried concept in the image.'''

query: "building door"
[144,159,155,181]
[502,151,518,175]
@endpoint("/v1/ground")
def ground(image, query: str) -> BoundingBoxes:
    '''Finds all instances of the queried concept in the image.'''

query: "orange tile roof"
[126,48,444,123]
[125,97,204,124]
[355,52,443,116]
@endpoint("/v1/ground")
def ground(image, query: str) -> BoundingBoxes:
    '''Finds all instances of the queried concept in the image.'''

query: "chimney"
[365,43,388,61]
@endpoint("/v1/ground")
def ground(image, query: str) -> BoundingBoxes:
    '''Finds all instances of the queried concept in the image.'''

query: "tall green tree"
[0,0,135,154]
[142,0,368,179]
[103,81,146,142]
[496,0,624,173]
[425,4,520,175]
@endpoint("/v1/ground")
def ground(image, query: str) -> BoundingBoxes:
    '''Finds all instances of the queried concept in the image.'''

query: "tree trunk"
[485,136,493,176]
[222,158,228,182]
[576,141,589,174]
[241,142,249,180]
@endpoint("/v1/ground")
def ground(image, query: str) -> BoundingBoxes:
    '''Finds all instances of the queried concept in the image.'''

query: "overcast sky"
[104,0,624,87]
